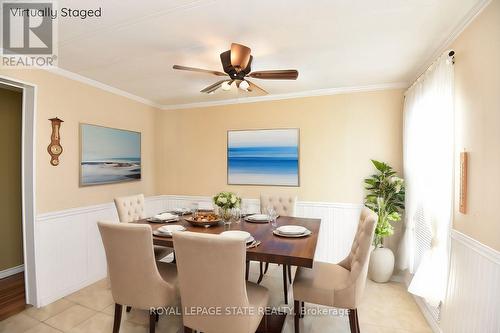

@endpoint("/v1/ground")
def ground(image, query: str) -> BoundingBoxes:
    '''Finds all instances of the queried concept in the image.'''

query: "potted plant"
[364,160,405,283]
[213,191,242,225]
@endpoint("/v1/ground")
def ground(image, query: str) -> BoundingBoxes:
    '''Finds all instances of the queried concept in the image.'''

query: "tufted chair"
[256,195,297,303]
[98,222,179,333]
[113,194,172,261]
[292,207,377,333]
[114,194,146,222]
[173,232,269,333]
[260,195,297,217]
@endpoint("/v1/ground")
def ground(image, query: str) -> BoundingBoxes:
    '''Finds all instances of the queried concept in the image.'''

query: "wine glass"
[267,206,278,229]
[231,208,241,224]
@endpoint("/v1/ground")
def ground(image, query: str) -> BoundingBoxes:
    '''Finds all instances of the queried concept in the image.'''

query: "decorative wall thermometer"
[47,117,64,166]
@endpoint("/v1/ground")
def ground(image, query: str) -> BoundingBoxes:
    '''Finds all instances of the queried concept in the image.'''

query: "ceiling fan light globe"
[239,80,250,91]
[221,81,231,91]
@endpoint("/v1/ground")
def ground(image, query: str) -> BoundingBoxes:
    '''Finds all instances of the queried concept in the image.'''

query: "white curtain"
[398,51,454,306]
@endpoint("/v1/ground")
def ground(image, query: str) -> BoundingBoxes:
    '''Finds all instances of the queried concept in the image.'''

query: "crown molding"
[410,0,492,82]
[160,82,408,111]
[44,67,162,108]
[42,66,406,111]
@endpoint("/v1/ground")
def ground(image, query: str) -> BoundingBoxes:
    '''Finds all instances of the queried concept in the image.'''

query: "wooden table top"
[135,215,321,268]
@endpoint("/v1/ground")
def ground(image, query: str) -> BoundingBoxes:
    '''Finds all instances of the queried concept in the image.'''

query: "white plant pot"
[369,246,395,283]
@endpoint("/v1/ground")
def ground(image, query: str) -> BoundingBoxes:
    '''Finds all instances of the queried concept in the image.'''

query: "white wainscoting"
[440,230,500,333]
[33,195,362,307]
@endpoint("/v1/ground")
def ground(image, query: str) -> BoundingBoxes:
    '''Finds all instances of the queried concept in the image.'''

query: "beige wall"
[156,90,404,204]
[0,69,158,213]
[0,88,23,270]
[452,0,500,251]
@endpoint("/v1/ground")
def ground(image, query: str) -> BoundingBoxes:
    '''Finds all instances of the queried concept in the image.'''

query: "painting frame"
[226,128,300,187]
[79,123,142,187]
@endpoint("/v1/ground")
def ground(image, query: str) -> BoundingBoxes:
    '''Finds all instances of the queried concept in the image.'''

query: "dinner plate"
[220,231,254,243]
[154,213,178,220]
[246,214,270,221]
[273,229,311,238]
[154,225,186,237]
[277,225,307,235]
[244,217,268,224]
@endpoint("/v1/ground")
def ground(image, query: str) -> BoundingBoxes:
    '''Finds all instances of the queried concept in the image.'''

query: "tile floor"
[0,262,431,333]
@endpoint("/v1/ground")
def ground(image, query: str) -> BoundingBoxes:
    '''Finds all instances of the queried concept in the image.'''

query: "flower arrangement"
[364,160,405,247]
[213,191,242,210]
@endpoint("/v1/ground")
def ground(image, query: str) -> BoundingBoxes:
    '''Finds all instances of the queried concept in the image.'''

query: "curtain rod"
[405,49,455,95]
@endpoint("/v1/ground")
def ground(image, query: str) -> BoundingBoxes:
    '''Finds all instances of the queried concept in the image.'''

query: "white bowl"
[277,225,307,235]
[220,230,253,243]
[158,225,186,235]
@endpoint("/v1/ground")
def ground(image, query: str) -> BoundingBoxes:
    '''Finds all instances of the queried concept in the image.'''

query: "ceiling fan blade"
[200,80,228,93]
[247,80,268,95]
[230,43,252,71]
[248,69,298,80]
[173,65,226,77]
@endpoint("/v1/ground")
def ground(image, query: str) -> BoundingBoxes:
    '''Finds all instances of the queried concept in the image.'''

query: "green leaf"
[371,159,388,172]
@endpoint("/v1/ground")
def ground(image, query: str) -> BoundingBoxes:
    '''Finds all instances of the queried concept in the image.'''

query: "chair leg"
[348,309,360,333]
[356,309,360,333]
[126,306,131,313]
[257,262,264,284]
[282,265,288,304]
[245,260,249,281]
[264,262,269,274]
[288,265,292,284]
[113,304,122,333]
[149,311,156,333]
[300,301,304,318]
[294,300,300,333]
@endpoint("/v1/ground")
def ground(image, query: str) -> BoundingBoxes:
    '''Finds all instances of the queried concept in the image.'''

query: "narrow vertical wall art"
[459,151,468,214]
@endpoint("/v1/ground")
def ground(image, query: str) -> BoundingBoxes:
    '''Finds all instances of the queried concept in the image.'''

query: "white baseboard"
[413,295,443,333]
[0,264,24,279]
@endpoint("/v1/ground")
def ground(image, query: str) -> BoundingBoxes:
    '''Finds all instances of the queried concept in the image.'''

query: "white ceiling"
[57,0,482,107]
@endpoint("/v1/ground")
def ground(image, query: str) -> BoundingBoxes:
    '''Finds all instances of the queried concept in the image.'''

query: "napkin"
[154,212,178,220]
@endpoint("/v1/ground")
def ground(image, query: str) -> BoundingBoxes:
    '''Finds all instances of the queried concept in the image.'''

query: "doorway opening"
[0,76,37,317]
[0,84,24,320]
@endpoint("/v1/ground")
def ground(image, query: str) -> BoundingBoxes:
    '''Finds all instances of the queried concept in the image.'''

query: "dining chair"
[114,194,172,261]
[173,231,269,333]
[97,222,179,333]
[292,208,377,333]
[257,194,297,304]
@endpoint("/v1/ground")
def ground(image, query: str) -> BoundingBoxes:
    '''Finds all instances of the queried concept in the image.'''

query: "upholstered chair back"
[114,194,146,222]
[97,222,176,309]
[336,208,377,308]
[260,195,297,217]
[173,232,253,333]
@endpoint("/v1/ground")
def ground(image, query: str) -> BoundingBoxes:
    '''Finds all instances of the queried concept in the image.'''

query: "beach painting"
[80,124,141,186]
[227,129,299,186]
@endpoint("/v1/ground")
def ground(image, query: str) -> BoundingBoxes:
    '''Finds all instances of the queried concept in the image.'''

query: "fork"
[247,240,261,249]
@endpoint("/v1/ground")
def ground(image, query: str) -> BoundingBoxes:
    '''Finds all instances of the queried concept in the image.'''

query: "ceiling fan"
[172,43,299,94]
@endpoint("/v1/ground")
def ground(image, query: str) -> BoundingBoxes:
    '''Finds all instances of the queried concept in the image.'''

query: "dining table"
[134,214,322,333]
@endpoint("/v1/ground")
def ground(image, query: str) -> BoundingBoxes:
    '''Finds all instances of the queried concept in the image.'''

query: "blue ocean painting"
[227,129,299,186]
[80,124,141,186]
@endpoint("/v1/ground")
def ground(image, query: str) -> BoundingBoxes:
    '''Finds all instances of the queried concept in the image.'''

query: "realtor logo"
[1,1,57,67]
